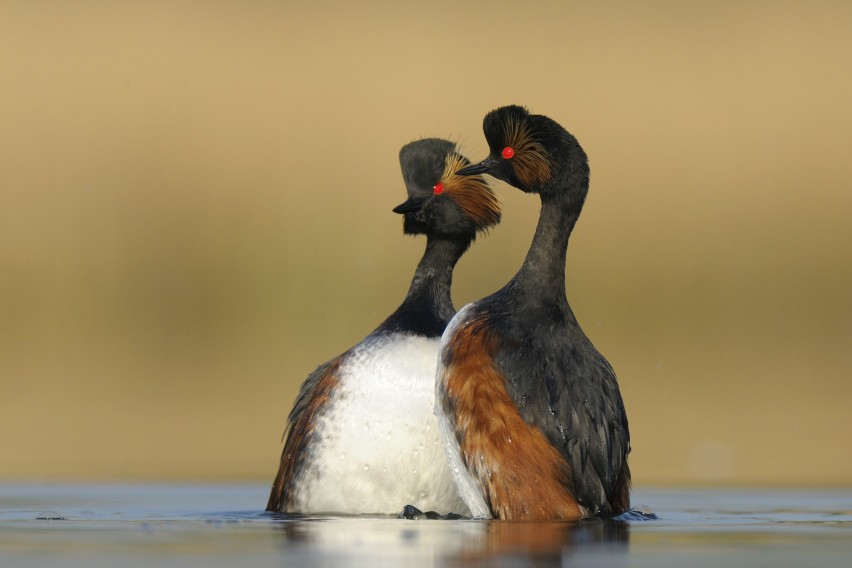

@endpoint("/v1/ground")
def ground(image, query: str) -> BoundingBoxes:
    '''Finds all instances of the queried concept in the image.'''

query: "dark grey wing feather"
[496,331,630,515]
[265,354,345,512]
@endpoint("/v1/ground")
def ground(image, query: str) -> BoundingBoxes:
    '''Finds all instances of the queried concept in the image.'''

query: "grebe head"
[456,105,589,203]
[393,138,501,239]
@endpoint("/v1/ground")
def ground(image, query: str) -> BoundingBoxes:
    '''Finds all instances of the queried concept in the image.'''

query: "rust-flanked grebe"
[266,138,500,514]
[436,106,630,520]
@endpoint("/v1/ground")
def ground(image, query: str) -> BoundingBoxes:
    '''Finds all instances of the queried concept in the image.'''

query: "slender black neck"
[375,236,470,337]
[510,191,581,312]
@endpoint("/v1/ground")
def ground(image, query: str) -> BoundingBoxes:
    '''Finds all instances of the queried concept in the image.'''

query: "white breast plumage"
[291,332,469,515]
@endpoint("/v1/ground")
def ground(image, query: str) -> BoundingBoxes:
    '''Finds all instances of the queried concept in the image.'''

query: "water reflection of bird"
[266,138,500,514]
[436,105,631,520]
[463,519,629,561]
[274,517,629,562]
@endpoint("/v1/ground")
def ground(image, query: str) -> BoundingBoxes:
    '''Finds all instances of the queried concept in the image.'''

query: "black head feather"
[475,105,589,203]
[396,138,500,239]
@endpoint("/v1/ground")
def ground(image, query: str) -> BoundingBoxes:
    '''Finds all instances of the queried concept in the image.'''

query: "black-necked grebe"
[436,106,630,520]
[266,138,500,514]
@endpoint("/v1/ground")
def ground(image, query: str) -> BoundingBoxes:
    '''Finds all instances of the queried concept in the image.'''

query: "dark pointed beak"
[392,197,426,214]
[455,155,500,176]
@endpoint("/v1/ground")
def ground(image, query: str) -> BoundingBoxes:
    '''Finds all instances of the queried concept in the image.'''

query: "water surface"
[1,485,850,567]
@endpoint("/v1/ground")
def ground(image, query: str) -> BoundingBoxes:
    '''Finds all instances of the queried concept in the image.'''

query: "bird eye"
[501,147,515,159]
[433,182,445,195]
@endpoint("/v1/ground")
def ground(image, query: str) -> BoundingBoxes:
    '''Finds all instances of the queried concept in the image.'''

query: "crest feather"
[442,152,501,232]
[503,115,552,187]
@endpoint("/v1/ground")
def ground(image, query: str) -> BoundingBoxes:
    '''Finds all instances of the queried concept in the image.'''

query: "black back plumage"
[483,289,630,514]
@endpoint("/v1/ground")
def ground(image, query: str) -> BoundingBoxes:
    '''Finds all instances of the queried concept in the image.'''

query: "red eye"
[433,182,444,195]
[501,146,515,159]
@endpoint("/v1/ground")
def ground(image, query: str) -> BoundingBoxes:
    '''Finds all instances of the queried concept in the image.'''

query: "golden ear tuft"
[503,116,552,187]
[442,153,501,231]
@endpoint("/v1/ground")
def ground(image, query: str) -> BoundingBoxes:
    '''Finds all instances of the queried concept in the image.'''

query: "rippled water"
[1,485,850,567]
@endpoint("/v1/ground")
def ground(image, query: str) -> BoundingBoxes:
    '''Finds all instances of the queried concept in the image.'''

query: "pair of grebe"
[266,106,631,520]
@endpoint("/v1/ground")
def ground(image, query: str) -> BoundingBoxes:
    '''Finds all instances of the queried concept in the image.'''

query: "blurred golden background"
[1,1,850,487]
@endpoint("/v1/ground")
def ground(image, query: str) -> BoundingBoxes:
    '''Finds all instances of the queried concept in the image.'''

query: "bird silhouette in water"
[435,105,631,520]
[266,138,500,514]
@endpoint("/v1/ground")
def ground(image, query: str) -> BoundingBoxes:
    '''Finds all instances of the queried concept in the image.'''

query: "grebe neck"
[377,236,469,336]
